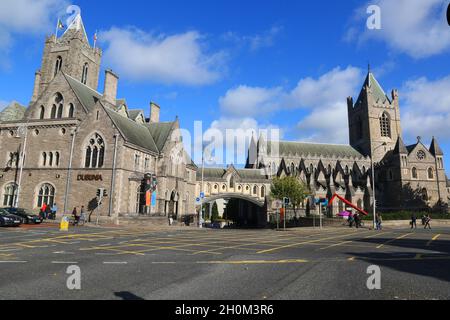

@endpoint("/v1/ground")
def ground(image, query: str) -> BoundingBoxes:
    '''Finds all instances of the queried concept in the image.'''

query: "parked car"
[0,209,22,227]
[2,208,43,224]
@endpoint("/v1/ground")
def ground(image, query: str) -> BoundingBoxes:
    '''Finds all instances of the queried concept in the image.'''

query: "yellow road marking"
[198,259,309,265]
[319,241,353,250]
[191,231,345,255]
[376,233,413,249]
[257,230,369,254]
[426,234,441,247]
[348,257,355,261]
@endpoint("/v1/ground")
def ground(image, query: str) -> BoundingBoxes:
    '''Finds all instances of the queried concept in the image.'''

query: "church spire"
[60,13,89,45]
[430,136,444,156]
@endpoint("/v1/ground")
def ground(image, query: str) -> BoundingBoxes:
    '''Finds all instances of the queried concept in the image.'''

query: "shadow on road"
[347,237,450,283]
[114,291,145,300]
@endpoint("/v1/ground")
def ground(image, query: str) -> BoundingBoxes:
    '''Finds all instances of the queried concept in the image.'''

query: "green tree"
[270,176,310,214]
[211,202,219,222]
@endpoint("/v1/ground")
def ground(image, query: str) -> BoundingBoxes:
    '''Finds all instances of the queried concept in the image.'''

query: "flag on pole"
[93,31,98,48]
[57,19,65,30]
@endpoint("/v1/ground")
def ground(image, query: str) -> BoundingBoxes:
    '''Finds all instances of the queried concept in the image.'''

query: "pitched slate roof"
[64,72,176,154]
[355,72,390,106]
[0,101,26,122]
[64,73,102,112]
[267,141,365,159]
[104,107,159,153]
[146,122,174,151]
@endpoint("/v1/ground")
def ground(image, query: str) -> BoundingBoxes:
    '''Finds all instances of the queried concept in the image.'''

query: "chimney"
[31,70,41,103]
[150,102,160,123]
[103,69,119,106]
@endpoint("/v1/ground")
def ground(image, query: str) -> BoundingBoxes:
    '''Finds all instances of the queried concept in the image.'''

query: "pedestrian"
[39,203,46,219]
[80,206,86,225]
[72,207,79,226]
[411,213,417,229]
[424,214,432,230]
[376,213,383,230]
[354,213,360,229]
[51,203,58,220]
[421,214,427,226]
[169,215,174,226]
[45,204,51,220]
[348,213,354,228]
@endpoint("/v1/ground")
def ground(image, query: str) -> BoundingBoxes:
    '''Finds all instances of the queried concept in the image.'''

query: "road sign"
[283,197,290,206]
[200,192,205,199]
[196,197,201,204]
[274,200,283,209]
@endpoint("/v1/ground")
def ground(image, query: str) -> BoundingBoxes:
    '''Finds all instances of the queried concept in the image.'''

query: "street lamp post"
[371,143,387,230]
[14,125,28,209]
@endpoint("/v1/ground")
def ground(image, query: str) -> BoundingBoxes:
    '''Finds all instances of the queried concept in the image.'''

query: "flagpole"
[55,19,59,43]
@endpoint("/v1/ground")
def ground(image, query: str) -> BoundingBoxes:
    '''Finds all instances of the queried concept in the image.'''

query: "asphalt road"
[0,223,449,300]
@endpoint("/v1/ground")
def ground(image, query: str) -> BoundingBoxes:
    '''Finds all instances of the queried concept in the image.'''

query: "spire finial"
[368,62,371,73]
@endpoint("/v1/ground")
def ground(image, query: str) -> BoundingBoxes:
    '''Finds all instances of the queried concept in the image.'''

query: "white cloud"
[100,27,226,86]
[219,85,285,117]
[223,26,283,52]
[347,0,450,58]
[0,0,67,68]
[217,66,363,144]
[401,75,450,141]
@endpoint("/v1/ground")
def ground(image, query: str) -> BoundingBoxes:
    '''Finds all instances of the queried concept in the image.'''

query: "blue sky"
[1,0,450,169]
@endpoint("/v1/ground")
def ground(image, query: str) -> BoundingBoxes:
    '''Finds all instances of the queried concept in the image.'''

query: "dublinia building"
[0,14,197,222]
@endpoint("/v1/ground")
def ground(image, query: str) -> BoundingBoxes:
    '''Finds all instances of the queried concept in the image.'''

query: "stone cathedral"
[248,71,449,213]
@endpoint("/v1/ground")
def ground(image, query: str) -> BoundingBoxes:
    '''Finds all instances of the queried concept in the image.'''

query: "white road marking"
[0,261,28,264]
[51,261,78,264]
[103,261,128,265]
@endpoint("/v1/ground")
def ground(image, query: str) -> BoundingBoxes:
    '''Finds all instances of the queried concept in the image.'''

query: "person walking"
[45,205,51,220]
[80,206,86,225]
[51,203,58,220]
[376,213,383,230]
[411,213,417,229]
[39,203,47,220]
[348,213,354,228]
[424,214,432,230]
[72,207,79,226]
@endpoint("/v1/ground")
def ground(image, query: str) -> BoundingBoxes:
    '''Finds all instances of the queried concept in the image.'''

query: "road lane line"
[426,234,441,247]
[51,261,78,264]
[103,261,128,265]
[376,233,413,249]
[0,261,28,263]
[197,259,309,265]
[257,230,369,254]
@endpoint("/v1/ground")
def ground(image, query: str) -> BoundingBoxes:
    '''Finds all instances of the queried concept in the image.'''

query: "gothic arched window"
[49,152,54,167]
[37,183,55,207]
[428,168,434,180]
[51,105,57,119]
[54,56,63,77]
[261,186,266,198]
[380,112,391,138]
[2,183,18,207]
[229,176,235,188]
[68,104,75,118]
[85,133,105,168]
[81,63,89,85]
[57,104,63,119]
[412,167,418,180]
[42,152,47,167]
[39,106,45,119]
[55,152,60,167]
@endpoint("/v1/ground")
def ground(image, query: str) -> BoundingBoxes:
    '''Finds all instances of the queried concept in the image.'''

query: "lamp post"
[14,125,28,209]
[371,142,387,230]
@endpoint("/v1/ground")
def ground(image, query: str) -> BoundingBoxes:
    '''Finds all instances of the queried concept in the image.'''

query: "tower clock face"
[417,150,426,161]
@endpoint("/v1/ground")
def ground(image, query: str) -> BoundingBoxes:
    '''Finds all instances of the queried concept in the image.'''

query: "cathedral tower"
[347,69,402,163]
[31,14,102,103]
